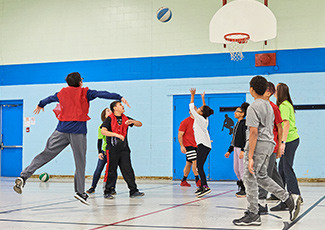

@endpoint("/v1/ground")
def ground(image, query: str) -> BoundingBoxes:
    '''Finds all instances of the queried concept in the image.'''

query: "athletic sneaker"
[130,191,145,198]
[104,193,114,199]
[266,194,280,202]
[180,181,191,187]
[74,192,89,205]
[86,187,95,194]
[195,188,201,195]
[284,194,302,221]
[196,180,201,187]
[235,190,246,198]
[196,187,211,198]
[13,177,26,194]
[233,211,261,226]
[258,204,268,215]
[111,188,117,195]
[270,201,288,211]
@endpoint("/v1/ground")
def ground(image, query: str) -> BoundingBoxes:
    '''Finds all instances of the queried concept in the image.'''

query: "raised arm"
[190,88,196,104]
[201,91,206,106]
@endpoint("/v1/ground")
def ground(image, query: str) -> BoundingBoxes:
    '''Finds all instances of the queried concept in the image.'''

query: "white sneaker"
[13,177,25,194]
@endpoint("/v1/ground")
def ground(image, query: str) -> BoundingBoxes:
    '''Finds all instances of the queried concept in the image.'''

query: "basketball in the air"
[39,172,50,182]
[157,7,172,23]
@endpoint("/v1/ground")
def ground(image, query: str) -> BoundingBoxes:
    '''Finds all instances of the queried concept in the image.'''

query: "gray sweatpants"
[258,151,285,199]
[21,130,87,194]
[244,141,289,214]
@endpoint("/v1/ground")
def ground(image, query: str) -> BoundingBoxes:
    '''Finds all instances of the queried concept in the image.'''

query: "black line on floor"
[0,184,170,214]
[111,224,255,230]
[215,205,282,219]
[31,206,78,211]
[215,205,246,211]
[0,219,255,230]
[282,195,325,230]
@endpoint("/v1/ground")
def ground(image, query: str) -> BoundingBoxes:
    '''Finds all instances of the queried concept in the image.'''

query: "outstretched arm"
[33,105,44,114]
[201,91,206,106]
[121,97,130,108]
[190,88,196,104]
[34,93,59,114]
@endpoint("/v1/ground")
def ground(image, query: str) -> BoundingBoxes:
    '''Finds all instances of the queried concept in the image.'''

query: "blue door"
[173,94,246,181]
[0,101,23,177]
[173,95,209,180]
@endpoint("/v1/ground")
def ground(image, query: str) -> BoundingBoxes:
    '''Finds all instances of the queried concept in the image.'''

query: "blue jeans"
[91,153,107,189]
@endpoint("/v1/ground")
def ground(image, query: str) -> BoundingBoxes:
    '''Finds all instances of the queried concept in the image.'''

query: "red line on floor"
[89,189,235,230]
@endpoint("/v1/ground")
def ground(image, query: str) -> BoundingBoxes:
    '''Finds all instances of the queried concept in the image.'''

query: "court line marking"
[215,205,282,219]
[89,190,235,230]
[0,219,253,230]
[0,184,169,214]
[282,195,325,230]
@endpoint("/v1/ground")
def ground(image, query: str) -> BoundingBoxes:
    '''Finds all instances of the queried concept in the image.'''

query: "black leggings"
[197,144,211,188]
[279,138,301,195]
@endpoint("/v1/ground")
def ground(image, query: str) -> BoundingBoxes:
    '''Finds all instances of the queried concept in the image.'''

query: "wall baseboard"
[30,175,325,182]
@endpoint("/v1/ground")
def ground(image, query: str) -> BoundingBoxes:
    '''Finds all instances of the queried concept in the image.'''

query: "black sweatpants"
[104,147,138,195]
[197,144,211,188]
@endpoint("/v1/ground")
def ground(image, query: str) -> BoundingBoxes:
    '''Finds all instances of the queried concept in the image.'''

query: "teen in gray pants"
[233,76,301,226]
[13,72,129,205]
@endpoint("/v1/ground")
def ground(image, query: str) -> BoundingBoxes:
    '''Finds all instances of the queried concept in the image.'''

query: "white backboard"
[209,0,277,43]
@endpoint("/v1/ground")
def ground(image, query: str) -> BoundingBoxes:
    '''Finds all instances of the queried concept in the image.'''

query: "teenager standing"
[270,83,302,211]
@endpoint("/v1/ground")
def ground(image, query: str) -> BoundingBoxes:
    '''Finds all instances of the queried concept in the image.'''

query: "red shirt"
[270,101,283,152]
[178,117,197,147]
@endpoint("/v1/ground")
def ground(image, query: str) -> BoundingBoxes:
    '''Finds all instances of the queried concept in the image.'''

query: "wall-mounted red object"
[26,127,30,133]
[255,53,276,66]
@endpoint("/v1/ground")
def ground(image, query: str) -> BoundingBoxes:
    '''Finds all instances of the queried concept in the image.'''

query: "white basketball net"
[224,33,249,61]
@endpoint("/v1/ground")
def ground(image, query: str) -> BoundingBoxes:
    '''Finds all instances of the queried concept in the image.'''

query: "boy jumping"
[13,72,128,205]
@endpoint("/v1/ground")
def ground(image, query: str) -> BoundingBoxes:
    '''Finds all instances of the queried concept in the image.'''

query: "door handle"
[2,145,23,148]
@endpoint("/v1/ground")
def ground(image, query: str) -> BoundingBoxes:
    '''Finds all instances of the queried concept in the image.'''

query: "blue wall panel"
[1,48,325,86]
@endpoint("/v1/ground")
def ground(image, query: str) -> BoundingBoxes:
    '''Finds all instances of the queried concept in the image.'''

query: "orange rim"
[224,33,250,44]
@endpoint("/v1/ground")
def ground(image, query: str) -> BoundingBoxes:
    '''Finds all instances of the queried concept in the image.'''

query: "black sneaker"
[74,192,89,205]
[266,194,280,202]
[111,188,117,195]
[284,194,302,221]
[270,201,288,211]
[104,193,114,199]
[196,187,211,198]
[130,191,145,198]
[236,190,246,198]
[13,177,26,194]
[258,204,268,215]
[86,187,95,194]
[195,188,201,195]
[233,211,261,226]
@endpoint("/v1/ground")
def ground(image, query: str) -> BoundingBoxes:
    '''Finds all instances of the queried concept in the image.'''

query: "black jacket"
[227,119,247,153]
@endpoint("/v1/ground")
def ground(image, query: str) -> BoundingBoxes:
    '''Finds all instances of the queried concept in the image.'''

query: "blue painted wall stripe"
[1,47,325,86]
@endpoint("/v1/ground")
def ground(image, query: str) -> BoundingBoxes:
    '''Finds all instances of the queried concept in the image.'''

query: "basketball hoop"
[224,33,250,61]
